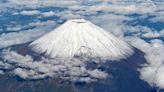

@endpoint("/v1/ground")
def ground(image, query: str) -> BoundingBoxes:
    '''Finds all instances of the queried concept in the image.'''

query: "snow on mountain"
[30,19,133,61]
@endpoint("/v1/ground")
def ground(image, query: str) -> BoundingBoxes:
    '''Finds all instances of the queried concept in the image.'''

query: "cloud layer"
[1,49,108,82]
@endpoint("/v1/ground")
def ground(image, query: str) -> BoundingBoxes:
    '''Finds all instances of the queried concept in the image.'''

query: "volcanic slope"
[30,19,133,61]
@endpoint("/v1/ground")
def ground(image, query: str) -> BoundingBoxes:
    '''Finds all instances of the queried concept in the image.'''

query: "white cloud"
[160,29,164,37]
[28,20,57,27]
[14,68,31,79]
[54,10,83,20]
[0,20,57,49]
[87,4,137,14]
[0,70,4,74]
[20,10,41,15]
[156,67,164,88]
[42,11,56,17]
[149,11,164,22]
[142,31,160,38]
[0,0,160,17]
[89,14,132,37]
[85,1,157,15]
[0,61,12,69]
[150,16,164,23]
[88,69,108,79]
[0,49,109,82]
[125,36,164,89]
[0,29,46,49]
[6,25,22,31]
[7,0,79,8]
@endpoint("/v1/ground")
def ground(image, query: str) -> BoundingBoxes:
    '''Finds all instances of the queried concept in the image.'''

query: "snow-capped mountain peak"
[30,19,133,61]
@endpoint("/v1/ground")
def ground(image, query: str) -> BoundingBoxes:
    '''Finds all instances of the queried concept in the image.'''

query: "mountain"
[0,19,154,92]
[30,19,133,61]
